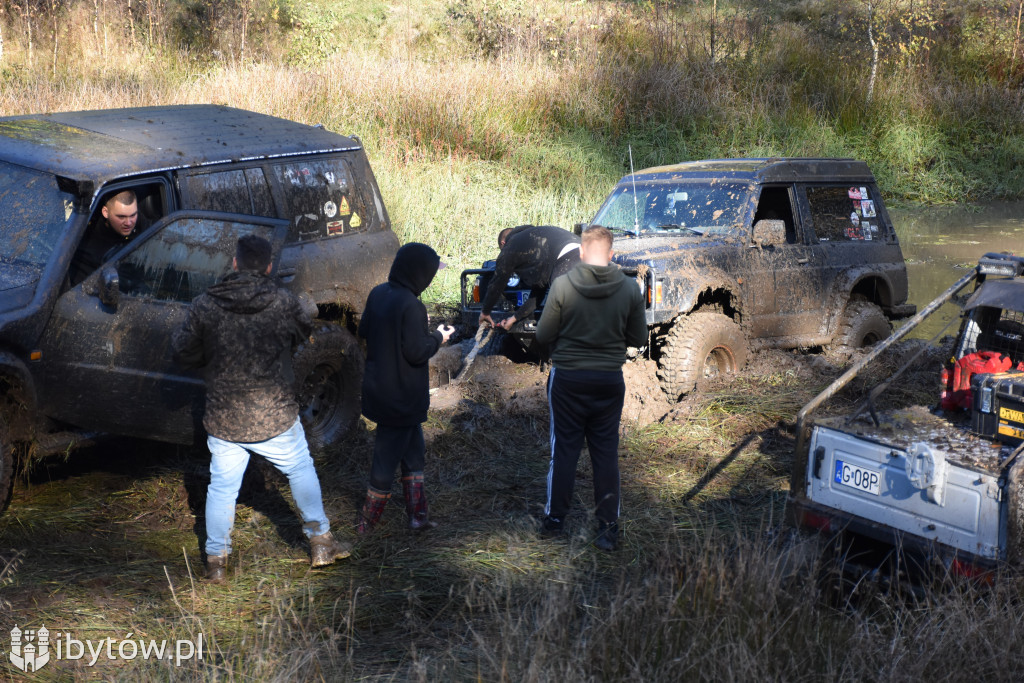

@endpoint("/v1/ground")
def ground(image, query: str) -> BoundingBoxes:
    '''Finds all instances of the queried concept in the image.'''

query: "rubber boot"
[356,486,391,536]
[402,472,438,531]
[205,554,228,584]
[594,521,618,552]
[310,531,352,567]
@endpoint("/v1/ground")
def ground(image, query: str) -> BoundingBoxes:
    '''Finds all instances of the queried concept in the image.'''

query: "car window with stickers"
[805,185,882,243]
[271,159,371,242]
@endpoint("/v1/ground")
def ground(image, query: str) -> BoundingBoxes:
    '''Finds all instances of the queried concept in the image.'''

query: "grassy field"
[5,348,1024,681]
[3,0,1024,679]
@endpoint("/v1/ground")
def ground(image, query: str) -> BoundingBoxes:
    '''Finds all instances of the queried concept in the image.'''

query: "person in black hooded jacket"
[478,224,580,331]
[356,242,454,534]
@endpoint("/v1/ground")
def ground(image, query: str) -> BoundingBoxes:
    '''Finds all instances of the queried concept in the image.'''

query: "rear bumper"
[786,496,999,582]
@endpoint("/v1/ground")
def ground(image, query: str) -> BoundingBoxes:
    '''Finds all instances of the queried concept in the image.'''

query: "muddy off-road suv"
[462,158,915,398]
[0,105,399,510]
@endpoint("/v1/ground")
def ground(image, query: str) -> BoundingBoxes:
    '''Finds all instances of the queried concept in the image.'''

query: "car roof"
[0,104,361,187]
[623,158,875,184]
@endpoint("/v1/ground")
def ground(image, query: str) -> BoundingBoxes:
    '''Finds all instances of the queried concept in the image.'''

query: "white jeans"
[205,419,330,557]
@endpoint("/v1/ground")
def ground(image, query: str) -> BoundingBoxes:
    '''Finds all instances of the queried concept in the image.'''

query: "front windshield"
[0,162,74,272]
[591,180,755,236]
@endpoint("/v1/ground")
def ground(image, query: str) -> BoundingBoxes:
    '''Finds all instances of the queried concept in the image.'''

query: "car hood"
[0,265,40,314]
[611,234,732,265]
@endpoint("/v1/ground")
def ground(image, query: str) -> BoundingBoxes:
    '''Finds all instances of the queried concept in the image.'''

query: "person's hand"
[500,316,516,331]
[437,324,455,343]
[479,313,495,328]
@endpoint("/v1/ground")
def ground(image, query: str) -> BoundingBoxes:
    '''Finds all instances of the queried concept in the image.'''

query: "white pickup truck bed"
[804,407,1012,561]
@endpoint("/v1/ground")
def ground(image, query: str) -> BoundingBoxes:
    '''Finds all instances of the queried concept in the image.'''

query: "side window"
[805,185,881,243]
[753,186,797,244]
[115,217,278,303]
[181,169,276,217]
[271,158,371,242]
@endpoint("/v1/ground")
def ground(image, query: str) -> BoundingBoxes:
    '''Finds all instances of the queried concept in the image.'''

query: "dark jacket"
[359,243,443,427]
[534,263,648,372]
[171,271,313,442]
[480,225,580,321]
[69,219,139,286]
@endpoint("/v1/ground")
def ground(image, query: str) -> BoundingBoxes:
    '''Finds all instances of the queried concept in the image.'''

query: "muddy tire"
[293,323,364,451]
[657,311,748,400]
[832,301,891,352]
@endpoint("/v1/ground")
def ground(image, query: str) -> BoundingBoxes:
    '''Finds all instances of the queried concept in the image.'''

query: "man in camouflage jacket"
[172,235,350,583]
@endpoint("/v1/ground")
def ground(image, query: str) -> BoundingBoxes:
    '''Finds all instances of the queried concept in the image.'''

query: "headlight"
[508,274,520,287]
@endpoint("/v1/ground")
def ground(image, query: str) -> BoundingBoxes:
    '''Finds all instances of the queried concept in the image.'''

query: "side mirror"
[99,266,120,309]
[752,219,786,248]
[573,222,588,236]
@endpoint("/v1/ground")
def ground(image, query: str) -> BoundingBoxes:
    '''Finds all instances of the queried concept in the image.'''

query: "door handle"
[797,257,809,265]
[278,267,297,282]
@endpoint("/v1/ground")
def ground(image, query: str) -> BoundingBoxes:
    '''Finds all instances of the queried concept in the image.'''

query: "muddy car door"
[744,185,832,340]
[36,211,288,443]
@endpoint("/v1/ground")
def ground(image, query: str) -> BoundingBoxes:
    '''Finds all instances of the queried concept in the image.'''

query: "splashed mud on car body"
[0,105,400,512]
[462,158,915,399]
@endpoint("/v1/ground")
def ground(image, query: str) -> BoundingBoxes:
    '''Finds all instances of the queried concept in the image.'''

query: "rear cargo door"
[805,426,1003,560]
[37,211,288,444]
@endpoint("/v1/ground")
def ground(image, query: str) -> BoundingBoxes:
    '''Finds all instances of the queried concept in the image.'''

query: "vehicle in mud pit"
[787,252,1024,585]
[461,158,916,399]
[0,105,399,512]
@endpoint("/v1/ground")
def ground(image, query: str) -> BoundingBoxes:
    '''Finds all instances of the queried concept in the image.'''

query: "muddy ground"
[427,331,951,428]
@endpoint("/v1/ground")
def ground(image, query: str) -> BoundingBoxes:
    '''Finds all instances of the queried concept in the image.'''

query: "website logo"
[10,624,51,673]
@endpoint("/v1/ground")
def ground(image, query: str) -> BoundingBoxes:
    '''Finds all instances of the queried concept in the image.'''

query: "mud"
[426,333,950,427]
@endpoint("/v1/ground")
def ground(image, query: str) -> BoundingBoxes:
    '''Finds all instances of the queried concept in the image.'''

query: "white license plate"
[833,460,881,496]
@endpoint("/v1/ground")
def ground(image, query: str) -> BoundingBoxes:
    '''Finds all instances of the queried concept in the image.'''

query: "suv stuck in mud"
[788,253,1024,585]
[462,158,915,399]
[0,105,399,510]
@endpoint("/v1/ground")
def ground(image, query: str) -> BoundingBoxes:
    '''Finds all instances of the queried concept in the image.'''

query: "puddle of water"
[890,201,1024,342]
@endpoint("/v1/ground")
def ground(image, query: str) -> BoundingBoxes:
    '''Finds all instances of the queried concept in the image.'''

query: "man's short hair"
[581,225,613,249]
[106,189,137,207]
[236,234,273,272]
[498,226,516,248]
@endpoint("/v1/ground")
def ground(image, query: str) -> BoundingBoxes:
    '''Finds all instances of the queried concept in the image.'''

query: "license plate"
[515,291,529,306]
[834,460,881,496]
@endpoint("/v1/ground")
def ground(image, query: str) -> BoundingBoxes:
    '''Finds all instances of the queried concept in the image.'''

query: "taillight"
[950,557,995,585]
[472,277,481,303]
[798,509,832,533]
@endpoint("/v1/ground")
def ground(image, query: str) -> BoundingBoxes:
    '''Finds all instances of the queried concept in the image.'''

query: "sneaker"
[540,516,565,537]
[594,521,618,552]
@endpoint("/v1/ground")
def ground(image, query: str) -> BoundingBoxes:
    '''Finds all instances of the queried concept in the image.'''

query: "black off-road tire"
[657,311,749,400]
[293,323,364,451]
[832,301,891,352]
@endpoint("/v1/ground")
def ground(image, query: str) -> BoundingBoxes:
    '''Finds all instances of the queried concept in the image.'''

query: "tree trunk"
[866,0,879,104]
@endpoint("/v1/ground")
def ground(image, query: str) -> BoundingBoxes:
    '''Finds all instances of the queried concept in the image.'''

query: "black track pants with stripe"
[545,367,625,524]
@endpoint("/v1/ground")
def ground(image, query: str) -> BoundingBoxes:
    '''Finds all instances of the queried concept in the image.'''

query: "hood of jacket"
[206,271,279,314]
[566,263,627,299]
[388,242,441,296]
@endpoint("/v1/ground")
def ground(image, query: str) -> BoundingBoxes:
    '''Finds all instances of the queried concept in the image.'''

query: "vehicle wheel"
[657,311,748,400]
[832,301,891,352]
[293,323,364,451]
[0,418,11,515]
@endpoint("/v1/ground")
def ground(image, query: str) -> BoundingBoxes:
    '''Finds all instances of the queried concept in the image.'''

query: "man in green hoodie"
[534,226,647,551]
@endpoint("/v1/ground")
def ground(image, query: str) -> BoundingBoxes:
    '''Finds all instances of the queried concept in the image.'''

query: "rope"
[453,323,495,383]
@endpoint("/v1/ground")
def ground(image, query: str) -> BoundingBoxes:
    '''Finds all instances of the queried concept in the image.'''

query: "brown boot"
[205,554,228,584]
[356,486,391,536]
[310,531,352,568]
[402,472,438,531]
